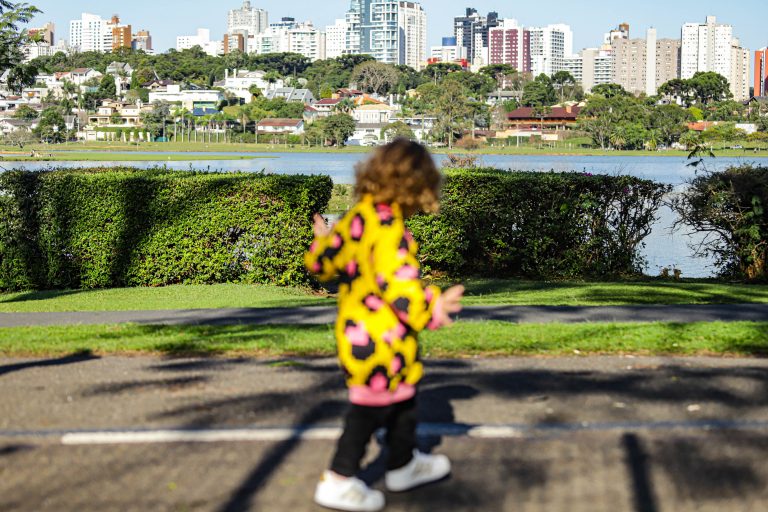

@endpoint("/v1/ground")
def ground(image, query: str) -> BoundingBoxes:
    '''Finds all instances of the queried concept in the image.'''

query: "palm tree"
[334,98,355,115]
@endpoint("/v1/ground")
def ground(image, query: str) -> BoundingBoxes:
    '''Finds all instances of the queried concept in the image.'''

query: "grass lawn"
[3,141,766,158]
[0,280,767,313]
[1,321,766,357]
[0,151,271,162]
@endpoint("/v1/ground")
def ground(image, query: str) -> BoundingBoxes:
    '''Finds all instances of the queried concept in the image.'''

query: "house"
[264,87,315,104]
[687,121,720,132]
[256,118,305,135]
[0,118,35,135]
[505,105,582,131]
[87,100,144,127]
[106,62,134,77]
[334,88,364,100]
[142,80,176,92]
[60,68,103,85]
[312,98,341,117]
[348,123,388,146]
[352,103,396,125]
[216,69,285,103]
[149,85,225,113]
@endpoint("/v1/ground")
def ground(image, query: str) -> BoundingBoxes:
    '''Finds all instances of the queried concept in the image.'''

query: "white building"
[148,84,225,111]
[681,16,750,101]
[22,42,54,62]
[398,1,427,70]
[430,38,467,64]
[176,28,222,56]
[325,19,348,59]
[730,40,750,101]
[228,0,268,37]
[69,13,112,53]
[218,69,285,102]
[574,48,613,92]
[528,24,573,76]
[249,21,325,61]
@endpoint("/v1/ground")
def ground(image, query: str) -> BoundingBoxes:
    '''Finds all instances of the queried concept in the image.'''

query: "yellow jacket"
[305,195,443,406]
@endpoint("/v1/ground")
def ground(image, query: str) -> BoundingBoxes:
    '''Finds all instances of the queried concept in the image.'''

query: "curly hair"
[354,138,442,217]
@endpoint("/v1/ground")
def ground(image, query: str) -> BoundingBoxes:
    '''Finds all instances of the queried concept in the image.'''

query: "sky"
[29,0,768,56]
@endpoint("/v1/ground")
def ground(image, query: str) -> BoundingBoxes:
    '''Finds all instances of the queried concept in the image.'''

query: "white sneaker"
[385,450,451,492]
[314,471,385,511]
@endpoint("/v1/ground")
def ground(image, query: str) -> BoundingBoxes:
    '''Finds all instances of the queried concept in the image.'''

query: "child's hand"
[313,213,331,238]
[436,285,464,326]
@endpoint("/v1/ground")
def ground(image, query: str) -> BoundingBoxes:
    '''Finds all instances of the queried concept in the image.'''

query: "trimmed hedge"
[0,167,332,291]
[407,168,671,279]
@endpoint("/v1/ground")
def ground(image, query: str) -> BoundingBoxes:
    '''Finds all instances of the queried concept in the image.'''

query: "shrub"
[407,168,670,278]
[672,165,767,281]
[0,168,332,291]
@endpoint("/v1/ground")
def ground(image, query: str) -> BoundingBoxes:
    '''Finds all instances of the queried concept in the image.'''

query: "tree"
[521,74,556,107]
[431,80,471,149]
[688,72,732,105]
[97,74,116,100]
[0,1,42,93]
[248,84,262,102]
[650,104,693,146]
[421,62,462,84]
[12,104,38,120]
[352,61,400,96]
[444,71,496,98]
[381,121,414,142]
[552,71,576,103]
[323,113,356,146]
[334,98,356,114]
[140,101,171,140]
[34,106,66,143]
[319,84,333,99]
[479,64,515,90]
[590,83,629,99]
[264,71,281,91]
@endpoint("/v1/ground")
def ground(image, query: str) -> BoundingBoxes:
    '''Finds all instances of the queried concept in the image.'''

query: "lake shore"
[2,141,767,160]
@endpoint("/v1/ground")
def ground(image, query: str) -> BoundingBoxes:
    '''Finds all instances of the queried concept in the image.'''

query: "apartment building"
[325,19,348,59]
[611,29,681,96]
[528,24,573,76]
[398,1,427,70]
[488,19,531,72]
[756,48,768,97]
[176,28,222,56]
[453,8,499,66]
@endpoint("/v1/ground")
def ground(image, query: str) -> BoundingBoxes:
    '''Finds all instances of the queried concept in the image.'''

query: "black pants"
[330,397,417,477]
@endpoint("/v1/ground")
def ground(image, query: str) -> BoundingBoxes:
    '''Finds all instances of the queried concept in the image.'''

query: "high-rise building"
[730,40,749,101]
[28,22,55,45]
[611,29,680,96]
[604,23,630,44]
[488,19,530,72]
[249,20,325,61]
[528,24,573,77]
[69,13,113,52]
[398,1,426,70]
[756,48,768,97]
[111,16,132,50]
[345,0,426,67]
[681,16,750,100]
[228,0,268,37]
[453,8,499,66]
[681,16,732,80]
[132,30,153,53]
[176,28,222,56]
[325,19,348,59]
[224,33,245,54]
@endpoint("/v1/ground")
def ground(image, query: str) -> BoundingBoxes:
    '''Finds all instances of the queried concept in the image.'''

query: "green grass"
[4,140,766,158]
[0,284,331,313]
[1,321,766,357]
[453,278,768,306]
[0,151,271,162]
[1,280,766,313]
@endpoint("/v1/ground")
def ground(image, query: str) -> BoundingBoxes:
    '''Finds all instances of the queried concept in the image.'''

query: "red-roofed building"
[256,118,305,135]
[505,105,582,130]
[313,98,341,117]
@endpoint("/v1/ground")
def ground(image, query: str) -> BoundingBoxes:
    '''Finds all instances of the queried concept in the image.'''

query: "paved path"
[1,303,767,327]
[2,355,768,511]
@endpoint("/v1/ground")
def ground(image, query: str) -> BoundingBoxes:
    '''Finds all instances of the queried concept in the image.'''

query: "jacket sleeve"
[371,221,443,332]
[304,223,346,282]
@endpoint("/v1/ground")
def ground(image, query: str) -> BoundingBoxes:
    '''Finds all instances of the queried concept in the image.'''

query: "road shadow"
[0,289,83,304]
[0,350,99,377]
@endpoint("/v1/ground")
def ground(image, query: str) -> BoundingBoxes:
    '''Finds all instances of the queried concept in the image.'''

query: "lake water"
[5,152,766,278]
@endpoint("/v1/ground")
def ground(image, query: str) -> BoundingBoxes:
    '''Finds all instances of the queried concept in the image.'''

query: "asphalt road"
[2,355,768,511]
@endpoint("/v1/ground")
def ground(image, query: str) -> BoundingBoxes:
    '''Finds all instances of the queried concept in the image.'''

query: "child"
[305,138,464,512]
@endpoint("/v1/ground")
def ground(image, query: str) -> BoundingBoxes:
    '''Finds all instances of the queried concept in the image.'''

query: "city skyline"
[29,0,767,57]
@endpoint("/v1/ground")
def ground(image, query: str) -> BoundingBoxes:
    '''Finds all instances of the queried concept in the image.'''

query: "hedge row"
[0,167,332,291]
[673,165,767,282]
[407,169,671,279]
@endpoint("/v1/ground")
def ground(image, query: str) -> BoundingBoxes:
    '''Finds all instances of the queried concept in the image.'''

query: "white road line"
[31,419,768,446]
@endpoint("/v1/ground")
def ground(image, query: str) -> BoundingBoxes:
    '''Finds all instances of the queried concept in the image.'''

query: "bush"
[672,165,767,281]
[0,168,332,291]
[407,168,670,278]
